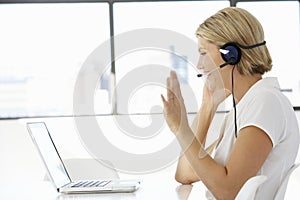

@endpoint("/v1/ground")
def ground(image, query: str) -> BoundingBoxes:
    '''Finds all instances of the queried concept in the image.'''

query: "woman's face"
[197,37,230,91]
[197,37,224,73]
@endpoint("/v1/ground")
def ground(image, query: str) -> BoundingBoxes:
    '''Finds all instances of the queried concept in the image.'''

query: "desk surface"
[0,175,207,200]
[1,117,299,199]
[0,118,207,200]
[0,118,210,200]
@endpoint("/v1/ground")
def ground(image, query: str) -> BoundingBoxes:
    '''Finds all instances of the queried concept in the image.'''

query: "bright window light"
[113,1,230,114]
[237,1,300,107]
[0,3,111,118]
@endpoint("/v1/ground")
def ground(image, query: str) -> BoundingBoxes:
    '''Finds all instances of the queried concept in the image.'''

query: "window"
[1,0,298,119]
[0,3,111,118]
[237,1,300,107]
[113,1,230,114]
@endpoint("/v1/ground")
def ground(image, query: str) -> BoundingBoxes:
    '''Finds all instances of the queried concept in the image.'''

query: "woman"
[161,7,299,199]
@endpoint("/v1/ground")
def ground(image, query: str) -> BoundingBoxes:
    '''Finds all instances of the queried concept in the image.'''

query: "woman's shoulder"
[244,77,288,108]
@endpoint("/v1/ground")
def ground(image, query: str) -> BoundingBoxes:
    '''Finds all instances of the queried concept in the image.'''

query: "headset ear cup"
[220,42,242,65]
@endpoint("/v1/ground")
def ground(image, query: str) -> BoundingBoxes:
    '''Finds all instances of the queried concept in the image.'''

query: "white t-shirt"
[206,77,300,200]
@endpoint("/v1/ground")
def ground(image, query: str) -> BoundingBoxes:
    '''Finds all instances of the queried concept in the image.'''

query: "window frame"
[0,0,299,119]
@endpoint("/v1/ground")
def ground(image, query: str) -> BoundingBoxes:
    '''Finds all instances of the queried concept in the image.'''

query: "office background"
[0,0,299,118]
[0,0,300,199]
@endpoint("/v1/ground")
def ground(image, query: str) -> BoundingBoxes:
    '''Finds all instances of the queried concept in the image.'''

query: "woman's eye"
[200,52,207,56]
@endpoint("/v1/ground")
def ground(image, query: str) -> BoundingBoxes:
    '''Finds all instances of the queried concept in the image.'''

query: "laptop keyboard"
[71,180,111,188]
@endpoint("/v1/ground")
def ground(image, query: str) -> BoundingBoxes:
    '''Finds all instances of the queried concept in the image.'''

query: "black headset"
[219,40,266,138]
[219,41,266,68]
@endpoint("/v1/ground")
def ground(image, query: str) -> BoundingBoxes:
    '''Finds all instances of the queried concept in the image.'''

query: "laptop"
[27,122,140,194]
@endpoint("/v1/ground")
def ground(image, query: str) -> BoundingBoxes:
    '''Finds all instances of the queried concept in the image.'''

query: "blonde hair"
[196,7,272,75]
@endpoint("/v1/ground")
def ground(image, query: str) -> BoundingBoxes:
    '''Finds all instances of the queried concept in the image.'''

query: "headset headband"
[235,41,266,49]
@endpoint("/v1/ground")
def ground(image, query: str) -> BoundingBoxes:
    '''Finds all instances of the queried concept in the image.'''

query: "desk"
[0,117,208,200]
[0,175,207,200]
[1,116,299,199]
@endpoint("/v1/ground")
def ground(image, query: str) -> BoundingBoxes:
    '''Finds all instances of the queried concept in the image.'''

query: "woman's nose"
[197,57,204,70]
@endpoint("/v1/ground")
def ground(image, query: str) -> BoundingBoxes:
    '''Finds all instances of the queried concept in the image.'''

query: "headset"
[197,40,266,138]
[219,41,266,68]
[196,41,266,77]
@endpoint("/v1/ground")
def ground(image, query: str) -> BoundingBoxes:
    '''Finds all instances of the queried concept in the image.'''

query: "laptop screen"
[27,122,71,188]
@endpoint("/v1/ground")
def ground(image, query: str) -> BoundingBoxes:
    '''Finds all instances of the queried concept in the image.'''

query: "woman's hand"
[202,74,231,109]
[161,71,189,134]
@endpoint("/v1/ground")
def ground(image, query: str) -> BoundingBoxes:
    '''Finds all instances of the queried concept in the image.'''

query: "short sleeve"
[238,91,285,147]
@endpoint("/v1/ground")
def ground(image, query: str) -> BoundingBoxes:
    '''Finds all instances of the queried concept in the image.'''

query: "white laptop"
[27,122,140,194]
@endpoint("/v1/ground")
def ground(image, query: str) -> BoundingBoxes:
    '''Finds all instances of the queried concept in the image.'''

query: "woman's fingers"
[170,71,180,94]
[162,71,183,107]
[161,94,168,107]
[167,77,174,101]
[161,70,188,134]
[169,71,182,101]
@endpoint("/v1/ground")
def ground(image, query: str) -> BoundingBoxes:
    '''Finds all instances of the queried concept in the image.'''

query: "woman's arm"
[175,140,218,184]
[175,108,219,184]
[162,71,272,199]
[174,71,225,185]
[176,125,272,200]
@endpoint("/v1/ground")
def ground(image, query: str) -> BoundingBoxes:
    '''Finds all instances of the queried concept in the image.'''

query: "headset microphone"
[197,67,218,78]
[196,57,235,77]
